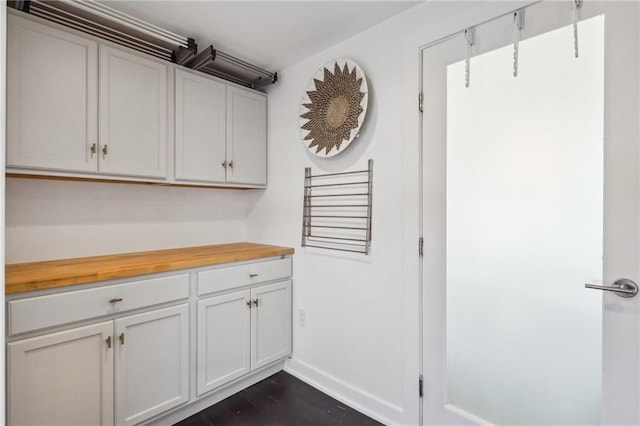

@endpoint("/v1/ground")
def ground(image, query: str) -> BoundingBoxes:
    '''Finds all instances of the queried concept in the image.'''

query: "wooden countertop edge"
[6,243,295,295]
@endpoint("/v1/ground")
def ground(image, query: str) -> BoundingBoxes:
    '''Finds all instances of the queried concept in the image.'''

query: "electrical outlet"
[297,308,307,328]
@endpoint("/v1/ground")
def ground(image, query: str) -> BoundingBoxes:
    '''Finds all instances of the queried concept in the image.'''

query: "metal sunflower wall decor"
[299,59,368,157]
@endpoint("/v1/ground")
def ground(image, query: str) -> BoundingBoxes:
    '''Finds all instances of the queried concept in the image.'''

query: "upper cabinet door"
[6,15,98,172]
[175,70,227,183]
[99,45,167,178]
[226,87,267,186]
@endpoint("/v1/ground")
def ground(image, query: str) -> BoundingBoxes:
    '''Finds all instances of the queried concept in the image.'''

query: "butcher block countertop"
[5,243,294,295]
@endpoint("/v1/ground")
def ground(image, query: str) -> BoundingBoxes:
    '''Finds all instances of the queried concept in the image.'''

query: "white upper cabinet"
[175,71,268,186]
[7,13,269,188]
[226,86,267,185]
[99,45,167,178]
[175,69,227,183]
[7,15,98,172]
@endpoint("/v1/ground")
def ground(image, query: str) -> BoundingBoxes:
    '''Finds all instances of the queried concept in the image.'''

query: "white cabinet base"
[197,290,251,395]
[252,281,292,369]
[6,254,292,426]
[116,304,189,426]
[8,321,114,426]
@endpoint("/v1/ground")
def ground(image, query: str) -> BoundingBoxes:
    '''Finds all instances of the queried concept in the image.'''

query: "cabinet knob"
[252,298,259,307]
[106,336,112,349]
[102,144,109,159]
[119,333,125,345]
[90,143,97,158]
[222,161,228,169]
[109,297,123,304]
[246,300,252,309]
[228,160,234,169]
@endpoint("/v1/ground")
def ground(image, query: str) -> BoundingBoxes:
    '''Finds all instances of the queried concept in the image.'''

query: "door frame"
[401,3,537,424]
[405,1,640,424]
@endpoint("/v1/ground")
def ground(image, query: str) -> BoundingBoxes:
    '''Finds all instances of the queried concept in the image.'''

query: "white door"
[7,321,114,426]
[7,15,98,172]
[421,2,639,425]
[197,289,251,395]
[175,69,227,183]
[115,304,189,426]
[251,280,292,369]
[99,45,167,179]
[226,86,267,185]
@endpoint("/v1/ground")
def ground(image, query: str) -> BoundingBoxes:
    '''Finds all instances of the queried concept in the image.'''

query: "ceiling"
[100,1,422,72]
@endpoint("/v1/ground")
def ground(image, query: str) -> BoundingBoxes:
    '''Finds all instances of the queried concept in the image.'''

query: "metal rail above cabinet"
[9,0,278,90]
[302,160,373,255]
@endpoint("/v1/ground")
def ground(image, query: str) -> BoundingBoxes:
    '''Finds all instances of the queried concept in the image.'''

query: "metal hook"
[465,27,475,88]
[513,10,524,77]
[573,0,583,58]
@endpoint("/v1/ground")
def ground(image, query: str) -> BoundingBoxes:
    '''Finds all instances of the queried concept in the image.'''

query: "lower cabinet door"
[251,280,292,370]
[197,289,251,396]
[115,304,189,426]
[8,321,114,426]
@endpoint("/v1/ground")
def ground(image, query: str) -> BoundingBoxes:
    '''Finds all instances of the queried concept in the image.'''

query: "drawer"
[198,257,291,296]
[9,273,189,336]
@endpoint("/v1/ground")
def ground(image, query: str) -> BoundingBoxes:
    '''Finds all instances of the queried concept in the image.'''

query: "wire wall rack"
[302,160,373,255]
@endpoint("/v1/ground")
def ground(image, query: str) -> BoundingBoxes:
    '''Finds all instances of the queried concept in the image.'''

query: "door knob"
[585,278,638,298]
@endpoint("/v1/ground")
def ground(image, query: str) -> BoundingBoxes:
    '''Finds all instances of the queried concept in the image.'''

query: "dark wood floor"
[174,371,383,426]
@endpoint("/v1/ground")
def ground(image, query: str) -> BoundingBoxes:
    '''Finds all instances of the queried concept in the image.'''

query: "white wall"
[246,2,479,425]
[6,178,249,262]
[1,0,7,421]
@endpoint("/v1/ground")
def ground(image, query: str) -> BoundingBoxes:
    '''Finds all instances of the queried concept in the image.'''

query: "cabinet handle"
[246,300,252,309]
[119,333,125,345]
[109,297,123,304]
[249,273,258,278]
[252,298,259,307]
[90,143,97,158]
[106,336,112,349]
[228,161,234,169]
[222,160,228,169]
[102,144,108,159]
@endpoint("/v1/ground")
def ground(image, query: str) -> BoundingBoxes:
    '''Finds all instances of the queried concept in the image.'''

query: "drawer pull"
[249,274,259,278]
[106,336,112,349]
[109,298,123,304]
[252,298,259,307]
[119,332,125,345]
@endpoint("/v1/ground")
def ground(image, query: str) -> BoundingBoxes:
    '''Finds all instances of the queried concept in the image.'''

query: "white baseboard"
[285,358,404,426]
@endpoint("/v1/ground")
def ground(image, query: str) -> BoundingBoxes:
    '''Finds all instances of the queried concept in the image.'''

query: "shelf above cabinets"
[6,12,268,190]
